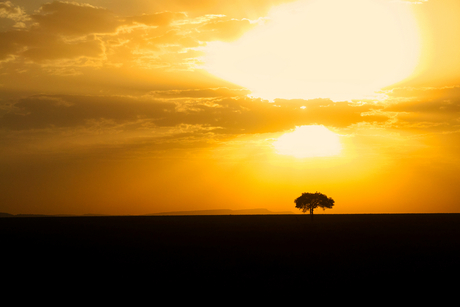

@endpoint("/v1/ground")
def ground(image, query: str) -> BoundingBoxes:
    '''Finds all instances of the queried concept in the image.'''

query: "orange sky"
[1,0,460,215]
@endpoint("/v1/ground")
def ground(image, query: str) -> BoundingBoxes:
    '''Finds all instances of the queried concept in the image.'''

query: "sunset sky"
[1,0,460,215]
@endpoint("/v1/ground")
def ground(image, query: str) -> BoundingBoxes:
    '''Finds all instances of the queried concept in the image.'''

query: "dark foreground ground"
[1,214,459,290]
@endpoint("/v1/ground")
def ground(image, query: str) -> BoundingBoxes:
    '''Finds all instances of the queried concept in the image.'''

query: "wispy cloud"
[0,1,29,28]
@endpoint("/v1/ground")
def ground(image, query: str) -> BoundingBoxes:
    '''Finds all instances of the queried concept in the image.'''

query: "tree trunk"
[310,208,314,221]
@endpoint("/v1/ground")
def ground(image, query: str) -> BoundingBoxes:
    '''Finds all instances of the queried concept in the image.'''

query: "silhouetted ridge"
[0,209,295,217]
[150,208,294,215]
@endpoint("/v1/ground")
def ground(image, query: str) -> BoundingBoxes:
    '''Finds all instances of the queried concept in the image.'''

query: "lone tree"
[295,192,335,215]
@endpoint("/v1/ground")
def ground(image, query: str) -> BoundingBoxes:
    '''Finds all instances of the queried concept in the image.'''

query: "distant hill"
[0,209,295,217]
[149,208,295,215]
[0,213,75,217]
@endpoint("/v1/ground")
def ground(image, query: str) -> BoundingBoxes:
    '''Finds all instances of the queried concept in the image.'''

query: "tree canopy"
[294,192,334,215]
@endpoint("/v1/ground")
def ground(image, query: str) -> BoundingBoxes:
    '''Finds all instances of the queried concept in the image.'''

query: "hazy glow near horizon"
[204,0,421,101]
[273,125,342,158]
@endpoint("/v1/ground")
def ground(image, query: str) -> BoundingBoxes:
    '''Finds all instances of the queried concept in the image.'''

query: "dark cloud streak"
[0,93,389,133]
[0,94,175,130]
[30,1,120,36]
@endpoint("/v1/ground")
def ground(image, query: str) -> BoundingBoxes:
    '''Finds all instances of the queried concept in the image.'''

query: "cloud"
[0,1,29,29]
[382,86,460,132]
[150,87,251,98]
[0,1,115,62]
[0,91,392,164]
[0,93,388,134]
[197,18,256,42]
[0,28,104,62]
[125,12,187,27]
[141,0,298,19]
[0,94,175,130]
[385,86,460,102]
[23,37,103,61]
[0,29,58,61]
[30,1,121,36]
[0,1,259,73]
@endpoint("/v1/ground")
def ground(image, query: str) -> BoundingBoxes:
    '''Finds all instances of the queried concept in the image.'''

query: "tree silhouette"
[294,192,334,215]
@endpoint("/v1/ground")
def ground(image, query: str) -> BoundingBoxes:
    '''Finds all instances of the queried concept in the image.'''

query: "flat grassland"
[2,214,459,287]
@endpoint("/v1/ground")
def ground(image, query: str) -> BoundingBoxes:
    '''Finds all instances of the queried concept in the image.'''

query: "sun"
[204,0,420,101]
[273,125,342,158]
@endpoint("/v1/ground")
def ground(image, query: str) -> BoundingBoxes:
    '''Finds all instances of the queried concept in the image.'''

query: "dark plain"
[2,214,459,293]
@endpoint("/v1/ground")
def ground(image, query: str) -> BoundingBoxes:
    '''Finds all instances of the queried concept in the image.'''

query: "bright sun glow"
[204,0,421,101]
[273,125,342,158]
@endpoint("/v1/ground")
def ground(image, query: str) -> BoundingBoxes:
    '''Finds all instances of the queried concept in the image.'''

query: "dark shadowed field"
[1,214,459,290]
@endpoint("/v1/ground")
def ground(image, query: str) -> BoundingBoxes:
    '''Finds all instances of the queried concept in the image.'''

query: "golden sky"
[1,0,460,215]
